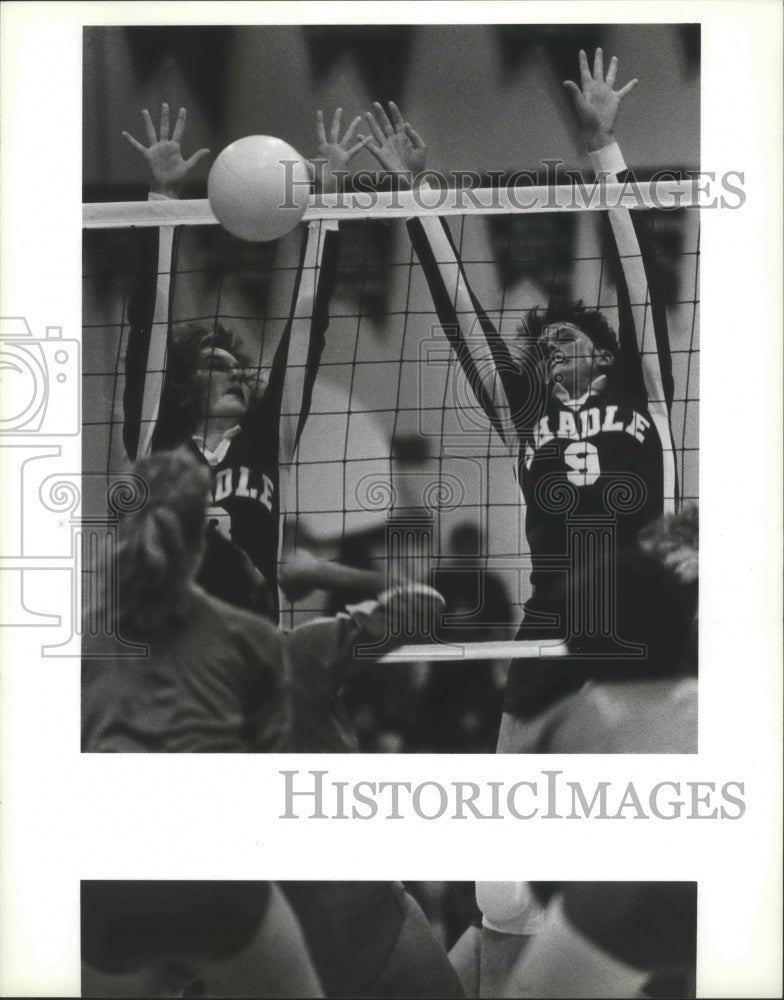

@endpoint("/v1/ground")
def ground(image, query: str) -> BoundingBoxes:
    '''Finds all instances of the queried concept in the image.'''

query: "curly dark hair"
[153,321,255,449]
[516,299,619,361]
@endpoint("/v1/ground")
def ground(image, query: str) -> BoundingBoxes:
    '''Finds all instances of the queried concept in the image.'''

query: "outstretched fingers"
[578,48,592,86]
[345,135,371,157]
[616,77,639,99]
[561,79,584,112]
[340,114,362,148]
[329,107,343,144]
[159,102,170,142]
[593,47,604,81]
[141,108,157,145]
[572,50,639,100]
[316,109,328,146]
[371,101,394,136]
[404,123,425,149]
[121,130,146,154]
[183,148,211,170]
[387,101,406,130]
[364,107,387,144]
[171,106,187,143]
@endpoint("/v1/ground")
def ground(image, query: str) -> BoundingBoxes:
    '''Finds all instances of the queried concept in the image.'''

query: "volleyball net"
[82,186,699,720]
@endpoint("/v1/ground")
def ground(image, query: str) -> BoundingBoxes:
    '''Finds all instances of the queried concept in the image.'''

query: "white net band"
[377,639,567,663]
[83,180,700,229]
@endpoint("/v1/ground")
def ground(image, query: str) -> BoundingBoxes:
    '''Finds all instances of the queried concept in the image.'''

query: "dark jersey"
[407,155,677,718]
[521,383,664,610]
[123,218,341,619]
[199,389,283,613]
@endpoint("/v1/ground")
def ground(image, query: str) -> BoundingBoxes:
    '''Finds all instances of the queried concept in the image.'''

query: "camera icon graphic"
[0,317,80,435]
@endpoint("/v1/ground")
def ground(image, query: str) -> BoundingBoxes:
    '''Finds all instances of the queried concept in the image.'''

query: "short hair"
[154,322,253,448]
[516,299,620,361]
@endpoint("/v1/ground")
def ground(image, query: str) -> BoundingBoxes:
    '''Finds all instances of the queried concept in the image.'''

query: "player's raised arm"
[564,51,677,509]
[360,100,427,186]
[361,102,521,453]
[121,104,210,459]
[122,103,210,199]
[275,109,369,468]
[310,107,370,194]
[562,48,638,154]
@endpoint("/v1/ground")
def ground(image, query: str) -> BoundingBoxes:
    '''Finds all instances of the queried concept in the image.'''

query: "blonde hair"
[115,448,211,637]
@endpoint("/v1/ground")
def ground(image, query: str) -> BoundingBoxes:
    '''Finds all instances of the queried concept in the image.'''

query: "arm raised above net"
[275,109,369,467]
[362,102,521,454]
[565,51,677,508]
[122,105,209,459]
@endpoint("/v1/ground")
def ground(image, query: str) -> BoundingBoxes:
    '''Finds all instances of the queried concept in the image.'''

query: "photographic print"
[81,23,699,756]
[0,3,781,998]
[81,879,697,998]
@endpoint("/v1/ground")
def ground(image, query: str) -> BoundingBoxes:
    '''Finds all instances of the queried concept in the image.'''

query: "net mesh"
[83,207,698,597]
[82,199,699,750]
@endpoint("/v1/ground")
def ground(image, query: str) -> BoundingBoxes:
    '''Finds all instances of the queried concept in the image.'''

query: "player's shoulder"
[603,376,650,414]
[191,587,281,643]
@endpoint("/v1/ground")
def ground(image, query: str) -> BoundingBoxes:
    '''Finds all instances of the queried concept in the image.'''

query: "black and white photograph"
[81,879,698,998]
[0,3,781,998]
[81,23,700,755]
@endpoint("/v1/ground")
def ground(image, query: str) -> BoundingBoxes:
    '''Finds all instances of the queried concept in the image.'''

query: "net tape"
[83,181,701,229]
[82,186,699,665]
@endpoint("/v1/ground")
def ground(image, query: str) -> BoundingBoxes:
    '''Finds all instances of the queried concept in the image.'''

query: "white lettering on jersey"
[579,408,602,438]
[214,468,233,502]
[257,474,275,512]
[627,411,651,443]
[534,416,554,450]
[210,466,276,512]
[602,405,625,433]
[557,410,580,440]
[564,441,601,486]
[235,466,253,498]
[532,406,653,452]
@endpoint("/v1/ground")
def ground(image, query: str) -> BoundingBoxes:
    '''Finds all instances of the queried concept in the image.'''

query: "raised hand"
[563,49,638,151]
[311,108,369,194]
[122,104,210,198]
[360,101,427,182]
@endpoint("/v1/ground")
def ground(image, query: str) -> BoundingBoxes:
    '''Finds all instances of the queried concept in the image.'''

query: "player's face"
[195,348,252,420]
[542,324,607,397]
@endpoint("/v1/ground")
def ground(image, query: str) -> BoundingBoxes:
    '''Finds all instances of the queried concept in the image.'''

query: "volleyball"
[207,135,311,242]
